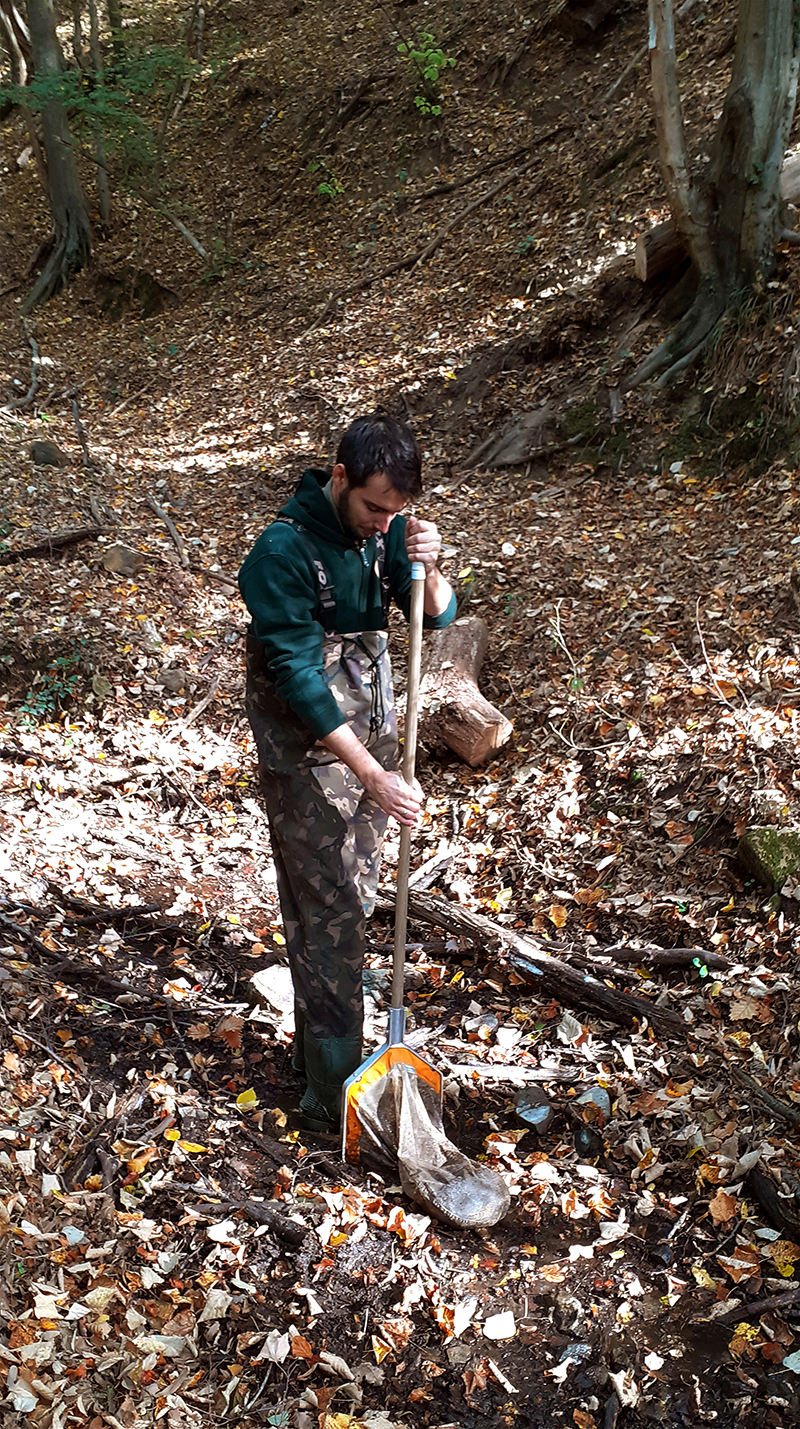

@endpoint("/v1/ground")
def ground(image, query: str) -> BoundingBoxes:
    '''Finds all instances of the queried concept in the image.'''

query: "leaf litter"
[3,0,800,1425]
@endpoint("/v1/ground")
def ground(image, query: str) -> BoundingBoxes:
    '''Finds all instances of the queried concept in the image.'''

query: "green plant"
[398,31,455,117]
[307,158,344,200]
[0,45,195,177]
[19,641,87,725]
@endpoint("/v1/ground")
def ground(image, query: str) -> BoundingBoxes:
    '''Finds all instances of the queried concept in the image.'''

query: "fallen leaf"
[708,1189,737,1224]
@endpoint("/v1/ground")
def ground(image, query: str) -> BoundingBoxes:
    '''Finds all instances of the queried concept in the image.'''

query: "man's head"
[331,414,421,541]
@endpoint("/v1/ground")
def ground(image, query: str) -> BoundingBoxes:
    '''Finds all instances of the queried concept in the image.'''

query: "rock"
[102,543,144,577]
[31,440,68,468]
[575,1084,612,1124]
[514,1085,554,1133]
[737,826,800,890]
[91,674,113,700]
[158,667,188,694]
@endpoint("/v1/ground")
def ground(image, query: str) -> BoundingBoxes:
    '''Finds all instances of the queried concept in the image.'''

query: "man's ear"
[331,463,348,500]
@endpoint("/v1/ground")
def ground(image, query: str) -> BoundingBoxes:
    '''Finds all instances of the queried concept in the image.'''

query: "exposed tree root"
[21,216,91,315]
[625,284,725,389]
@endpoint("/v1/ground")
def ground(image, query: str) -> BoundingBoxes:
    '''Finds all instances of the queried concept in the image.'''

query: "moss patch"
[737,826,800,890]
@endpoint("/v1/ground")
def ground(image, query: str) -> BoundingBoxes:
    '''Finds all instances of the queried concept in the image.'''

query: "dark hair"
[336,414,422,498]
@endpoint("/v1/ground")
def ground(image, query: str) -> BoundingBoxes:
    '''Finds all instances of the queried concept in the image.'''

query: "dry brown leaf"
[215,1014,244,1051]
[187,1022,212,1041]
[291,1335,314,1360]
[378,1316,414,1351]
[708,1189,737,1224]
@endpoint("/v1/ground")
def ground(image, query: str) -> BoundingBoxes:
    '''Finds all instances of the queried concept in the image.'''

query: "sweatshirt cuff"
[423,589,457,630]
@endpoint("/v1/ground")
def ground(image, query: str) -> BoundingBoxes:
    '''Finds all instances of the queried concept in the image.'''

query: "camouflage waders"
[246,627,397,1129]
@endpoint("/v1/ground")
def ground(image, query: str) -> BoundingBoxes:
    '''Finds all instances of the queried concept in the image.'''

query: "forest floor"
[3,1,800,1427]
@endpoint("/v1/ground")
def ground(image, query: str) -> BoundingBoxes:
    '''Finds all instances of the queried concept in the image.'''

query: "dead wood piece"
[746,1165,800,1240]
[145,493,190,569]
[420,616,513,767]
[556,0,619,44]
[185,1190,313,1246]
[375,889,683,1032]
[0,909,142,1001]
[597,944,731,971]
[715,1285,800,1326]
[5,325,39,410]
[307,161,541,329]
[0,526,108,565]
[71,396,92,468]
[730,1064,800,1130]
[236,1121,291,1165]
[634,219,690,283]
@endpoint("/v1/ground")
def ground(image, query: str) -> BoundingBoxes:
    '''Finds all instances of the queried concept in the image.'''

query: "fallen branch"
[168,213,207,259]
[594,944,730,971]
[375,889,683,1031]
[409,126,571,206]
[600,0,698,107]
[49,883,160,923]
[5,324,39,410]
[0,526,107,565]
[0,910,140,1001]
[172,675,220,731]
[310,160,540,327]
[145,493,190,569]
[729,1064,800,1131]
[746,1164,800,1239]
[185,1192,313,1246]
[716,1284,800,1325]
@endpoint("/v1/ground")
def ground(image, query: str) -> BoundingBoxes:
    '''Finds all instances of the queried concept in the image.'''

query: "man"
[239,414,456,1131]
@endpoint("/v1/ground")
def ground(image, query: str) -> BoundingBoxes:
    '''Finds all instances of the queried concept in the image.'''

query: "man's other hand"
[365,769,422,826]
[405,516,441,573]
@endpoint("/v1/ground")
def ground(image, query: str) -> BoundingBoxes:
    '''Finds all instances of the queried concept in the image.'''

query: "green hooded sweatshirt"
[238,468,456,743]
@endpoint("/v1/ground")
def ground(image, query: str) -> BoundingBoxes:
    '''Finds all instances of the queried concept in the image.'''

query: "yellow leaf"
[273,932,286,946]
[236,1089,258,1108]
[177,1141,207,1154]
[548,904,567,929]
[371,1335,392,1363]
[164,1129,180,1142]
[149,710,166,725]
[691,1264,717,1288]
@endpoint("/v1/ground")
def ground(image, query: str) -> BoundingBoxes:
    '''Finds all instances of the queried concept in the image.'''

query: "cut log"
[420,616,513,767]
[634,219,689,283]
[635,147,800,283]
[556,0,619,44]
[375,887,683,1033]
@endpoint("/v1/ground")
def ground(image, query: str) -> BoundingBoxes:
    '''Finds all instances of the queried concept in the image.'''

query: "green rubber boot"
[291,1002,306,1076]
[299,1033,362,1132]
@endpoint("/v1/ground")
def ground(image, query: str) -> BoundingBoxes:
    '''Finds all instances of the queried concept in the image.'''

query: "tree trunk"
[88,0,111,225]
[629,0,800,387]
[0,0,30,82]
[419,616,513,767]
[22,0,92,312]
[106,0,123,68]
[0,1,46,179]
[635,152,800,281]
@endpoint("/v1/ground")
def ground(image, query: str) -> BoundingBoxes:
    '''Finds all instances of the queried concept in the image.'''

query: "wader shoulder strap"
[274,518,390,633]
[274,517,338,634]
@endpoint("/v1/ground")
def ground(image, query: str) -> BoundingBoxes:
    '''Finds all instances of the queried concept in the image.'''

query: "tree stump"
[420,616,513,767]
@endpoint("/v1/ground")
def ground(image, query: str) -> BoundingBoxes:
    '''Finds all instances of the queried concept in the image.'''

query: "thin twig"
[145,493,190,569]
[0,1000,82,1078]
[694,596,751,732]
[71,396,92,467]
[5,322,39,410]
